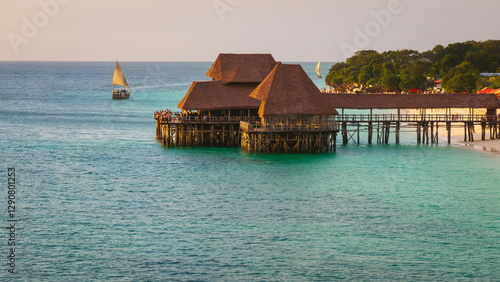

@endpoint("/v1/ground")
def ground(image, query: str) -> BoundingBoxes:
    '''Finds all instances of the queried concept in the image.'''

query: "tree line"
[325,40,500,93]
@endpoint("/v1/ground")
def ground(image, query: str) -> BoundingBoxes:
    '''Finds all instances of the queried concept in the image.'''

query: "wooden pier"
[156,112,499,150]
[335,113,500,145]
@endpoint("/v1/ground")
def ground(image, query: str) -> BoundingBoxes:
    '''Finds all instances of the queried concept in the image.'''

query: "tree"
[442,62,478,93]
[324,40,500,93]
[380,74,400,91]
[444,73,478,93]
[357,65,373,85]
[399,70,425,90]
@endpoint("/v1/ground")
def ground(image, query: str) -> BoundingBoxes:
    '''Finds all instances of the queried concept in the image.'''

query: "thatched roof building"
[178,81,261,111]
[177,53,278,113]
[250,63,339,117]
[327,94,500,109]
[206,53,277,84]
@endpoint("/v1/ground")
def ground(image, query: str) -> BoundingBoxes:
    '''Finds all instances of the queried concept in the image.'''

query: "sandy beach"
[405,108,500,155]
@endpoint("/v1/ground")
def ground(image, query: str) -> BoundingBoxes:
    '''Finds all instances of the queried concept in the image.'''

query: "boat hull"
[112,93,130,99]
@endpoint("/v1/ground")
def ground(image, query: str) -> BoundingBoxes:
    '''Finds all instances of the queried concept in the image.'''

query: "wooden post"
[357,123,360,144]
[156,119,160,138]
[342,122,347,144]
[167,124,171,146]
[425,122,429,144]
[464,123,467,142]
[430,122,434,144]
[377,123,381,143]
[470,122,474,142]
[368,121,373,144]
[162,125,167,146]
[385,122,390,144]
[210,125,214,146]
[481,121,486,141]
[395,122,400,145]
[333,132,337,153]
[417,122,421,144]
[435,122,439,144]
[447,122,451,144]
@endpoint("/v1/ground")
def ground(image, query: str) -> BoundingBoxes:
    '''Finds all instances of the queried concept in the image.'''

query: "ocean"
[0,61,499,281]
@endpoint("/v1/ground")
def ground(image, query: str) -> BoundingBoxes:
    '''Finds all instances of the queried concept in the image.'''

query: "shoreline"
[454,136,500,155]
[404,108,500,155]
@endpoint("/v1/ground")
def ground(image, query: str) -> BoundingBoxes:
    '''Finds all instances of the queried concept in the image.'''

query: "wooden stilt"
[368,121,373,144]
[447,122,451,144]
[430,122,434,144]
[464,123,467,142]
[342,122,348,144]
[357,123,360,145]
[435,122,439,144]
[395,122,400,145]
[385,122,390,144]
[481,121,486,141]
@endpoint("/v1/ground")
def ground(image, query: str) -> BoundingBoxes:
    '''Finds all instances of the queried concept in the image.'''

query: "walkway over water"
[155,93,500,149]
[328,93,500,145]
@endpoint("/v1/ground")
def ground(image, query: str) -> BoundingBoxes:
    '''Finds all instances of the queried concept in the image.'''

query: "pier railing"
[157,115,261,124]
[240,121,339,133]
[336,114,498,123]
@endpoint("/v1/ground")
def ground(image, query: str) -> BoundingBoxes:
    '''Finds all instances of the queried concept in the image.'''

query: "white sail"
[315,61,321,77]
[113,61,130,92]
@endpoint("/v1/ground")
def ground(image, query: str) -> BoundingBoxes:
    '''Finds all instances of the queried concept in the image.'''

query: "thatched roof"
[178,81,261,111]
[250,63,339,117]
[206,53,277,84]
[327,94,500,109]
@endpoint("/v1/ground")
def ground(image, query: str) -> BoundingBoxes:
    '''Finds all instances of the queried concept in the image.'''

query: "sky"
[1,0,499,62]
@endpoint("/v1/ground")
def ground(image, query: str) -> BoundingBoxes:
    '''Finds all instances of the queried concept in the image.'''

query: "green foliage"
[444,73,478,93]
[491,76,500,89]
[478,75,500,90]
[442,62,478,93]
[381,73,401,91]
[325,40,500,93]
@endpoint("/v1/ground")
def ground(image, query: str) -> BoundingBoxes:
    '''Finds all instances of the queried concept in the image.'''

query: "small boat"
[316,61,322,78]
[112,60,130,99]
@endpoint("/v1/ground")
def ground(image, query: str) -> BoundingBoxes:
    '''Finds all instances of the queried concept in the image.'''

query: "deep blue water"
[0,62,499,281]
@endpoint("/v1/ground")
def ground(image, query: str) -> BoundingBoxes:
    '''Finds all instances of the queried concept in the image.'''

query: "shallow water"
[0,62,498,280]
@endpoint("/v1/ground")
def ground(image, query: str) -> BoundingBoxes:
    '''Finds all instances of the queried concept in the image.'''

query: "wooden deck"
[155,112,500,151]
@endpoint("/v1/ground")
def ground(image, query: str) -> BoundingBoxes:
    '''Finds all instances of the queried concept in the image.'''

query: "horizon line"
[0,60,341,63]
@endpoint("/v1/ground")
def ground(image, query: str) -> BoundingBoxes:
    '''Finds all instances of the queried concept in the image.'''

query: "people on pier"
[155,109,173,120]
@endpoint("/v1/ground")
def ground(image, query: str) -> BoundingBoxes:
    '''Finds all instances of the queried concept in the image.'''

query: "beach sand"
[405,108,500,155]
[459,138,500,154]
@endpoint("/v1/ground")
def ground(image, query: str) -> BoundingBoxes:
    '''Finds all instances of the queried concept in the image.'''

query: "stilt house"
[240,63,339,153]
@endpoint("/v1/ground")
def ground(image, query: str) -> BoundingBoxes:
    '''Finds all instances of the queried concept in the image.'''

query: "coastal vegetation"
[325,40,500,93]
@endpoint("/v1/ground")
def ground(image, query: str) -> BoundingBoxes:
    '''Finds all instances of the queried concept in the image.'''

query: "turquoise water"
[0,62,499,280]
